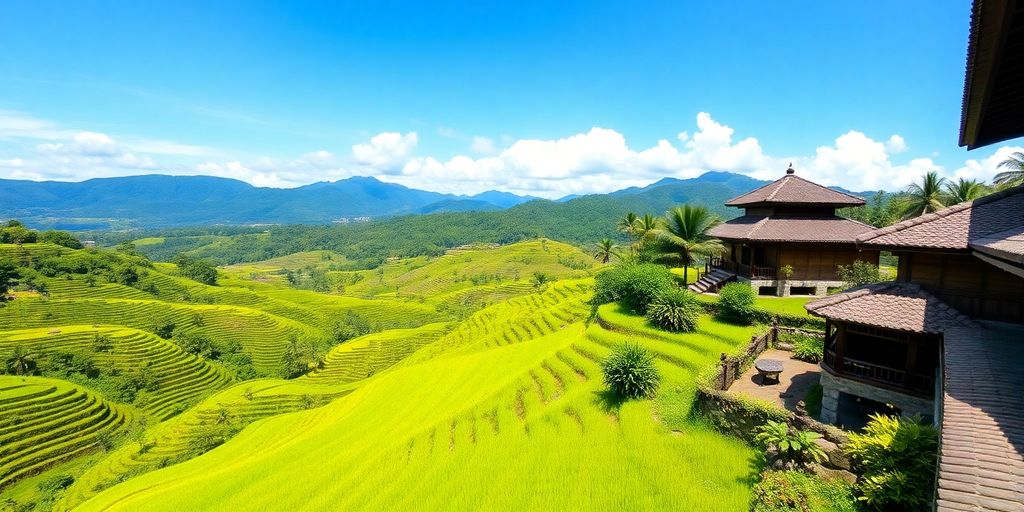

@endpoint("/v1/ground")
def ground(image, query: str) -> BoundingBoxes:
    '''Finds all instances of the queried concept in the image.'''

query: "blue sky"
[0,0,1019,197]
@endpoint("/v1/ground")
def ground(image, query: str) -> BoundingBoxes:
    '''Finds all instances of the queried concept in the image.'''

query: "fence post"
[771,317,779,346]
[719,352,727,390]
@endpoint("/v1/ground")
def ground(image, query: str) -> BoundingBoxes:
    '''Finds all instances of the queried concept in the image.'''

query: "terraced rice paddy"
[76,300,757,511]
[0,326,232,419]
[0,377,134,490]
[1,239,763,511]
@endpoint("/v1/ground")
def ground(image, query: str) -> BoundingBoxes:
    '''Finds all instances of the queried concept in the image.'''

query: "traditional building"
[806,0,1024,508]
[694,166,879,296]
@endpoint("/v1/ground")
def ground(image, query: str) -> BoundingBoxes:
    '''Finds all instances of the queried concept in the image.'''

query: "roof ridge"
[858,183,1024,244]
[763,176,788,202]
[789,174,867,203]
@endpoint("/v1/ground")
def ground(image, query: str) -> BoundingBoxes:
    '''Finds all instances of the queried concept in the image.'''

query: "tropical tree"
[593,238,620,263]
[657,205,724,283]
[4,346,36,376]
[994,151,1024,187]
[632,213,662,253]
[616,212,639,241]
[900,171,948,219]
[944,178,987,204]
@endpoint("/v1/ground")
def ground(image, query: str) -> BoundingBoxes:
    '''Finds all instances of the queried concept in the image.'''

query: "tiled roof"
[857,184,1024,252]
[936,323,1024,512]
[970,226,1024,265]
[724,173,865,207]
[804,282,975,333]
[709,215,875,243]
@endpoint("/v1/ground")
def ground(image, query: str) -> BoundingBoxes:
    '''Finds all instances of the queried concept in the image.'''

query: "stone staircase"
[687,269,737,294]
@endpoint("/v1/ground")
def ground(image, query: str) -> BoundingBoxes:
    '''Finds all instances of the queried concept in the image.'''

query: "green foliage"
[838,190,903,228]
[900,170,948,219]
[754,421,826,466]
[173,331,215,358]
[601,342,661,399]
[751,471,857,512]
[836,260,881,289]
[0,258,17,299]
[717,282,756,323]
[0,223,38,244]
[280,336,328,378]
[994,151,1024,187]
[592,263,674,313]
[656,205,724,283]
[150,319,176,339]
[93,333,114,352]
[645,288,702,332]
[111,263,139,286]
[4,345,37,375]
[38,230,84,249]
[779,265,793,280]
[786,333,824,363]
[174,254,219,285]
[42,350,99,378]
[844,414,939,510]
[530,271,551,288]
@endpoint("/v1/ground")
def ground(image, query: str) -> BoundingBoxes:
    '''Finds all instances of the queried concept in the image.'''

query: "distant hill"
[3,171,873,236]
[0,175,536,229]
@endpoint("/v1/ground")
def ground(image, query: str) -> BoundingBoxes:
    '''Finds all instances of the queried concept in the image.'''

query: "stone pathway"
[727,349,821,412]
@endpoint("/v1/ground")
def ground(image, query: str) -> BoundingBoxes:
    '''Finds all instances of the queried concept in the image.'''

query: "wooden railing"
[709,258,776,280]
[823,352,934,397]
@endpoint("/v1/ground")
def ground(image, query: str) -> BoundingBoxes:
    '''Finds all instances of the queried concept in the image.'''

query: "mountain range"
[0,171,851,231]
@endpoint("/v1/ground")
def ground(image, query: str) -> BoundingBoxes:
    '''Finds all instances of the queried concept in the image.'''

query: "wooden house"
[694,167,879,296]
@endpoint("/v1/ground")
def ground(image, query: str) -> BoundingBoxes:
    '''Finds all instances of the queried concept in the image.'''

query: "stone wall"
[818,370,934,424]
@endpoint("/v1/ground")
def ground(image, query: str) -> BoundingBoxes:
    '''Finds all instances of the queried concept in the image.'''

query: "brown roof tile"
[937,324,1024,512]
[709,215,875,243]
[723,173,866,207]
[970,226,1024,265]
[857,184,1024,251]
[804,282,975,333]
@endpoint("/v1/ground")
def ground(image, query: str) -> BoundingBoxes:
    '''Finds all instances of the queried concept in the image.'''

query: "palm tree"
[657,205,725,284]
[944,178,987,204]
[900,171,948,219]
[994,151,1024,187]
[633,214,661,245]
[4,346,35,376]
[593,239,620,263]
[616,212,639,240]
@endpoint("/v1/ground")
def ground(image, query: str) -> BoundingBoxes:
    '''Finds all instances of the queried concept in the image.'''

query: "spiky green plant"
[601,342,661,399]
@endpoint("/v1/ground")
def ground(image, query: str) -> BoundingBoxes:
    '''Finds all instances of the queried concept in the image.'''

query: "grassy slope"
[79,296,758,511]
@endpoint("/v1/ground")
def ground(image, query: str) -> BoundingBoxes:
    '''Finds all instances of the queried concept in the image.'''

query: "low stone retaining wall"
[695,323,855,477]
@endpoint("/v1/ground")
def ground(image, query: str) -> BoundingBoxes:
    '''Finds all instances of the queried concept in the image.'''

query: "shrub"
[174,255,219,285]
[754,420,826,467]
[601,342,661,399]
[645,288,702,332]
[789,333,824,363]
[592,263,674,313]
[836,260,881,289]
[717,282,756,323]
[751,470,857,512]
[174,331,215,358]
[844,414,938,510]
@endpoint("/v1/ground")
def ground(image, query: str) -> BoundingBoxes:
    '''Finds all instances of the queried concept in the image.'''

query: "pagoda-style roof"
[723,168,865,208]
[709,215,875,244]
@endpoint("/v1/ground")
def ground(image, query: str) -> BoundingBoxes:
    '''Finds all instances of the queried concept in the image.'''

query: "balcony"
[709,257,776,280]
[823,350,935,398]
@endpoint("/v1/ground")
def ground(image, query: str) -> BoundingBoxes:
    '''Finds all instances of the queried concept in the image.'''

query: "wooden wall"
[898,251,1024,324]
[778,244,879,281]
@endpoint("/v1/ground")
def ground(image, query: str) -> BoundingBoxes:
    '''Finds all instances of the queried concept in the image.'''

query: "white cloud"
[470,136,495,155]
[886,135,907,153]
[3,108,1022,199]
[351,132,418,173]
[953,145,1024,183]
[72,132,119,156]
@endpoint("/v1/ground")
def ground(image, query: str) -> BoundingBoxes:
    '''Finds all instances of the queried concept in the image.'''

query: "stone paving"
[727,349,821,412]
